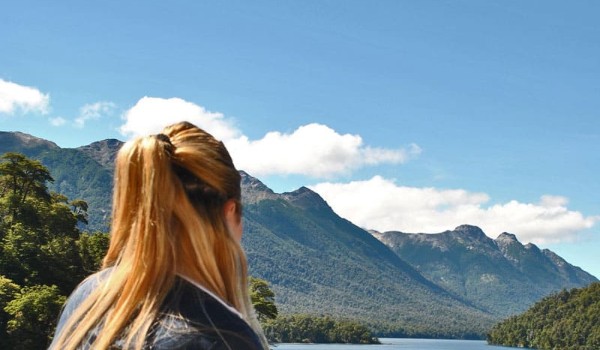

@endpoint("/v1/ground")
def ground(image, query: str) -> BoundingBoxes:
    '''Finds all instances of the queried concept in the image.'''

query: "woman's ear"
[223,199,243,242]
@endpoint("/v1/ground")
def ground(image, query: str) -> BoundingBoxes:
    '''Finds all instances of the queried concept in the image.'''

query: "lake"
[273,338,522,350]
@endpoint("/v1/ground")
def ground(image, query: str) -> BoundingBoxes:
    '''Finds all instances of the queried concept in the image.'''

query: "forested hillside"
[488,282,600,349]
[0,132,114,231]
[241,174,496,338]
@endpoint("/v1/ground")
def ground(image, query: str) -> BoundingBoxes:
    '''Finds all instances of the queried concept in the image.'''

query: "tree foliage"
[0,153,107,349]
[0,276,20,349]
[4,284,66,350]
[250,276,278,322]
[263,314,379,344]
[0,152,53,219]
[487,282,600,349]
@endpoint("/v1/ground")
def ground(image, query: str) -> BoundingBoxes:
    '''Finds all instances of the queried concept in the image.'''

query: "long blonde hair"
[53,121,267,349]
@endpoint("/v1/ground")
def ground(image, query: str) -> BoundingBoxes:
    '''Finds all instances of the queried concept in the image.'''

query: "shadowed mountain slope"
[241,173,495,337]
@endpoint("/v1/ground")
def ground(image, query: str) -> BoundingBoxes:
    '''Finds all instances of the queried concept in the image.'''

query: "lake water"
[273,338,522,350]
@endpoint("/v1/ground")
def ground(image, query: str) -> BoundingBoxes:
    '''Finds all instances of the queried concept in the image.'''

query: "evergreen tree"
[0,153,100,348]
[250,277,278,322]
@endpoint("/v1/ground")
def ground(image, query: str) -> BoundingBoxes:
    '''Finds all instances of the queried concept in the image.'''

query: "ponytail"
[53,123,267,350]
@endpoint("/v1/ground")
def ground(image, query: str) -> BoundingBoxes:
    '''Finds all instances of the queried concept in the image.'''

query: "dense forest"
[0,152,375,348]
[0,153,109,349]
[487,282,600,349]
[263,314,379,344]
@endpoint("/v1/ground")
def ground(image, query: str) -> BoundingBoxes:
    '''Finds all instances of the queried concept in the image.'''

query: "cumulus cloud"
[120,97,416,178]
[74,101,116,128]
[120,97,240,141]
[228,124,420,178]
[310,176,598,244]
[0,79,49,115]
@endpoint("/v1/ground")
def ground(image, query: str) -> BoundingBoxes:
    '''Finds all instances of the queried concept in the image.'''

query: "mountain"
[240,175,496,337]
[0,132,115,231]
[2,131,596,338]
[488,282,600,349]
[77,139,124,171]
[372,225,598,316]
[0,131,59,157]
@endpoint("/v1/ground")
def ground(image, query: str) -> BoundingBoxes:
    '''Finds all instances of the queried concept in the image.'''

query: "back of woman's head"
[107,122,242,269]
[107,119,244,289]
[55,122,259,350]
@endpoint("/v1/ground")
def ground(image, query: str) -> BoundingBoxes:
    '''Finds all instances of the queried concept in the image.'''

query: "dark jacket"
[49,269,263,350]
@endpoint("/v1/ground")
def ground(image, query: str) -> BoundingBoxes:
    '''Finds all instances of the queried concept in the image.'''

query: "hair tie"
[155,133,172,146]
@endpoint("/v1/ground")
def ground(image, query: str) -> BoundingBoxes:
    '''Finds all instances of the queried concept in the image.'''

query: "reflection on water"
[273,338,523,350]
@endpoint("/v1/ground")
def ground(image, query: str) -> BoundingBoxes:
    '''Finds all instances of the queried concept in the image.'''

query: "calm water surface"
[273,338,522,350]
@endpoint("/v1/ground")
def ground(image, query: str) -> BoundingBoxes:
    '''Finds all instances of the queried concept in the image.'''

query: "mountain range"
[371,226,595,317]
[0,131,597,338]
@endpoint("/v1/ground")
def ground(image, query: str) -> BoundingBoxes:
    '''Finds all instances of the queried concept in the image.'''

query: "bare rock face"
[240,170,279,204]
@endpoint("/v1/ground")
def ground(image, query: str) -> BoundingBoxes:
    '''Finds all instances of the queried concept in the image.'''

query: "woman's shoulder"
[149,277,263,350]
[49,269,113,349]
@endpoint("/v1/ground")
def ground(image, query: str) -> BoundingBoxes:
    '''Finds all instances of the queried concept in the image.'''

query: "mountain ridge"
[1,130,597,337]
[372,225,597,316]
[240,175,496,336]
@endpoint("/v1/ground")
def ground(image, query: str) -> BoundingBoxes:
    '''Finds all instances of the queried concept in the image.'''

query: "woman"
[50,122,268,350]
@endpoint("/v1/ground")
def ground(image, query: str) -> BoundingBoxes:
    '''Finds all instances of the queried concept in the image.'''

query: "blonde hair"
[53,122,267,349]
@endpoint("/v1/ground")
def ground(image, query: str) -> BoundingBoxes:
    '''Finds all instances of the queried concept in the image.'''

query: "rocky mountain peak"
[0,131,59,154]
[496,232,519,244]
[282,186,333,212]
[494,231,525,263]
[77,138,124,170]
[452,225,487,240]
[524,242,541,252]
[240,170,278,204]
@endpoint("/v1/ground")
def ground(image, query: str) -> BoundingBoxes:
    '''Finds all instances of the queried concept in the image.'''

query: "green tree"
[0,153,100,348]
[70,199,89,225]
[0,153,90,293]
[250,277,278,322]
[0,276,20,349]
[77,231,110,273]
[0,153,53,225]
[4,284,66,350]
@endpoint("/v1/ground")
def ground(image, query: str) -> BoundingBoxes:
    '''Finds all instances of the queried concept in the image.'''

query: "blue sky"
[1,1,599,278]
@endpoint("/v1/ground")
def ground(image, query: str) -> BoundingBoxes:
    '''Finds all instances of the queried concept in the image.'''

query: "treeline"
[0,153,109,349]
[263,314,379,344]
[487,282,600,349]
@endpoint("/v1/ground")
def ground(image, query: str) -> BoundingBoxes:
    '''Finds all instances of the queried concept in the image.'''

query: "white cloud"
[0,79,49,115]
[49,117,67,126]
[310,176,598,244]
[120,97,240,141]
[120,97,415,178]
[228,124,419,178]
[75,101,116,128]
